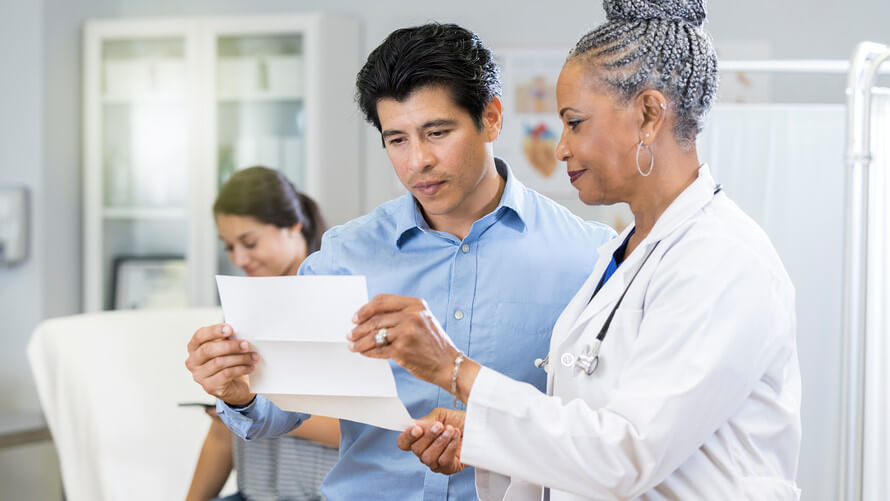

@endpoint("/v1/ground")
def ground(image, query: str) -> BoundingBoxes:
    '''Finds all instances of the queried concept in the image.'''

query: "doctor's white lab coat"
[461,165,801,501]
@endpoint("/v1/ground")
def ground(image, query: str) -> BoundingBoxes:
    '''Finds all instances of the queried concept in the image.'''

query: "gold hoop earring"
[636,140,654,177]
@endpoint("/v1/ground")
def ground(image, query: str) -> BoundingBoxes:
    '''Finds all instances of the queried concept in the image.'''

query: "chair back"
[27,308,223,501]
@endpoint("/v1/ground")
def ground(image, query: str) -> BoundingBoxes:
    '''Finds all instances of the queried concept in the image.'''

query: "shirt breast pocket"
[487,301,564,388]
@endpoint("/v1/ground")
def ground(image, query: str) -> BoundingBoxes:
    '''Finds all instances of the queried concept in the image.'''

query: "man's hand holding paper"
[185,323,257,408]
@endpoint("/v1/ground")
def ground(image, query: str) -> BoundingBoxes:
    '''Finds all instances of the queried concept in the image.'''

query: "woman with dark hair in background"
[186,166,339,501]
[350,1,802,499]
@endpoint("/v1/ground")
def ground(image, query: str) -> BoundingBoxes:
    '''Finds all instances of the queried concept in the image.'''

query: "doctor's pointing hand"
[349,295,474,474]
[351,1,801,500]
[349,295,472,392]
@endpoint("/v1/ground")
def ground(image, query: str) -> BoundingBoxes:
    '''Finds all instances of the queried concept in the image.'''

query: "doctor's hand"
[185,323,257,407]
[398,408,466,475]
[349,294,460,390]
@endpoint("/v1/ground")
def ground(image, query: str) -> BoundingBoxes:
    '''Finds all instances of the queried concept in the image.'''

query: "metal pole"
[718,59,890,73]
[839,41,890,501]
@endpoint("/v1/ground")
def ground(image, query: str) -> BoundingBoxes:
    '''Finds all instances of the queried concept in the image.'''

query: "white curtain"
[863,91,890,501]
[696,104,847,501]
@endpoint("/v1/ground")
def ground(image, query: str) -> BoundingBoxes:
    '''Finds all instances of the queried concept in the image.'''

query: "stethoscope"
[535,184,723,377]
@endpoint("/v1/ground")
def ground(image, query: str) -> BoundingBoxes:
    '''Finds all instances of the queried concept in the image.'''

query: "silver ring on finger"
[375,327,389,347]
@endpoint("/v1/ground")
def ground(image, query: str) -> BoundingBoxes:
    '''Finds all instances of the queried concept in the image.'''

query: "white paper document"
[216,275,414,431]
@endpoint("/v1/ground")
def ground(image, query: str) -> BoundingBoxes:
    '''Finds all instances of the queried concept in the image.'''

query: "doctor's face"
[376,85,502,227]
[555,61,640,206]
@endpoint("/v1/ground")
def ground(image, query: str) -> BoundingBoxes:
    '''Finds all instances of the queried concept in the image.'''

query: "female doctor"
[348,0,801,499]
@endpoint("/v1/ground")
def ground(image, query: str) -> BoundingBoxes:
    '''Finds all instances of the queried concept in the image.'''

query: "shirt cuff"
[216,397,260,439]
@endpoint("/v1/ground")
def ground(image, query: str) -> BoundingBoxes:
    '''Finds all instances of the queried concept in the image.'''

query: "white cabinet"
[83,14,362,312]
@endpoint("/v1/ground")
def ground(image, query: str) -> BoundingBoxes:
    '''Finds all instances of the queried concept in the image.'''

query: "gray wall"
[0,0,45,409]
[0,0,115,408]
[0,0,115,498]
[0,2,52,498]
[109,0,890,214]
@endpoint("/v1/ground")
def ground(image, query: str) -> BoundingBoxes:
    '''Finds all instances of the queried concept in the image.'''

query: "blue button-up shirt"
[218,158,615,500]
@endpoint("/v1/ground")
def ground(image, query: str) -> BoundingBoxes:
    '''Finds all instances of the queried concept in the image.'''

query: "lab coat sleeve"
[474,467,511,501]
[474,467,542,501]
[461,235,795,500]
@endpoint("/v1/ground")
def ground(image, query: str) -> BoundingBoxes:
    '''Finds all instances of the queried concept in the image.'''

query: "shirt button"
[454,310,464,320]
[461,244,470,253]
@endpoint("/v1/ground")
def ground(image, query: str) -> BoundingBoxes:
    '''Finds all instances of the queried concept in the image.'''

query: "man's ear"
[482,96,503,141]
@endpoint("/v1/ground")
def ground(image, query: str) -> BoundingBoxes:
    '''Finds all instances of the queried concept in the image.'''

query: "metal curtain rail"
[840,41,890,501]
[720,59,890,74]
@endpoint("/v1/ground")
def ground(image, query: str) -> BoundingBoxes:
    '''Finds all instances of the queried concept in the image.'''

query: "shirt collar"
[394,157,528,247]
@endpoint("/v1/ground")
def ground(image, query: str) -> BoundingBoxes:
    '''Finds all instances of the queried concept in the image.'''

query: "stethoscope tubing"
[543,184,724,377]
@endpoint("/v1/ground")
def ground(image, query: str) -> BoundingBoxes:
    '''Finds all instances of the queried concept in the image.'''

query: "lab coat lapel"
[645,164,717,243]
[555,225,635,342]
[549,235,619,347]
[559,165,718,342]
[565,237,650,336]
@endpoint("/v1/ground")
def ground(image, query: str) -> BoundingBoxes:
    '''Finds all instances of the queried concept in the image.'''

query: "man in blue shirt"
[185,23,615,500]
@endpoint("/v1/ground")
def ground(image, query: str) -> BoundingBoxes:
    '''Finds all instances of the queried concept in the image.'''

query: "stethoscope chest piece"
[562,339,602,375]
[577,352,599,375]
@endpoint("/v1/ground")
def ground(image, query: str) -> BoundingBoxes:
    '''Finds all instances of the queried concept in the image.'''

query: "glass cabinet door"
[100,37,190,309]
[85,16,361,311]
[213,33,306,277]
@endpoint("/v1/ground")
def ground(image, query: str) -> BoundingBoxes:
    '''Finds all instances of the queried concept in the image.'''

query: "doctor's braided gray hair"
[569,0,718,150]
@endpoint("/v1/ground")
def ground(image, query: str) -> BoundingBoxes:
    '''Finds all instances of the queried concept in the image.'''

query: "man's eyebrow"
[381,129,404,139]
[381,119,458,139]
[420,119,457,129]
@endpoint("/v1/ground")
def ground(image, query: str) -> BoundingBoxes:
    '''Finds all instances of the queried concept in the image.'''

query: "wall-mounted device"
[0,186,29,266]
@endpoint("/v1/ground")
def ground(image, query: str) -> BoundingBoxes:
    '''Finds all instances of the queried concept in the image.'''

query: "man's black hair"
[355,23,501,135]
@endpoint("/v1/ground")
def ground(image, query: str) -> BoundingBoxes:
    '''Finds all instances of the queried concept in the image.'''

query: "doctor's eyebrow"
[559,107,581,117]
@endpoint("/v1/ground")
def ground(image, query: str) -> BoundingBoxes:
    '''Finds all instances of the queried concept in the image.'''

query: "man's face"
[377,86,502,227]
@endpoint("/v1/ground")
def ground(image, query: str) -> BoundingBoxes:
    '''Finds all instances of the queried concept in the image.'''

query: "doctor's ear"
[636,90,668,144]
